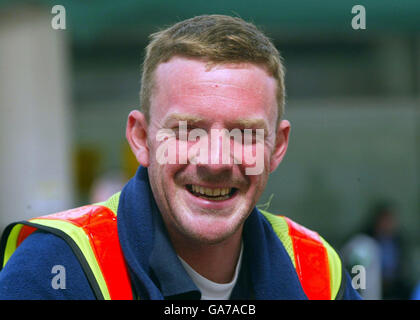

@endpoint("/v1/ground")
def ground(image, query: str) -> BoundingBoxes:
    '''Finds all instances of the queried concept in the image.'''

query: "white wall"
[0,6,73,230]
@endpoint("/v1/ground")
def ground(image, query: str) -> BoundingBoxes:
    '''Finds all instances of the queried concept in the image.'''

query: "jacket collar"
[117,166,307,300]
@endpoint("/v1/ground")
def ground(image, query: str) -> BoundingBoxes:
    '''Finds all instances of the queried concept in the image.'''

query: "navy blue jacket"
[0,167,361,300]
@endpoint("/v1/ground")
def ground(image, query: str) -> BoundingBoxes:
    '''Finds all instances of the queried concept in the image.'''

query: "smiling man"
[0,15,361,300]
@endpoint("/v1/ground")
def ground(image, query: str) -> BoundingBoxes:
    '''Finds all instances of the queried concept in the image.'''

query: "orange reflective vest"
[0,192,344,300]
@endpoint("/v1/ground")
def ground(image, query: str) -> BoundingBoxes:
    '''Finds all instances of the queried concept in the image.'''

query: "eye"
[172,125,197,140]
[241,129,257,144]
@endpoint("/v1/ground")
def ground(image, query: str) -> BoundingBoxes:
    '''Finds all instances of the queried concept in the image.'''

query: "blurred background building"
[0,0,419,299]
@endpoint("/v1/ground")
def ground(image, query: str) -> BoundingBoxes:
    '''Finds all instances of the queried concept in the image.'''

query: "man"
[0,15,361,300]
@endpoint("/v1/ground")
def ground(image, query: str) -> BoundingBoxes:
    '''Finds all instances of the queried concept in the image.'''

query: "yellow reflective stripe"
[320,237,342,300]
[94,192,121,215]
[28,218,111,300]
[95,192,139,299]
[2,224,24,268]
[260,209,343,300]
[259,210,296,268]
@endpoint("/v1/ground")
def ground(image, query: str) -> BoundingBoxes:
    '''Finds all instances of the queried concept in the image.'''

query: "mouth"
[186,184,238,201]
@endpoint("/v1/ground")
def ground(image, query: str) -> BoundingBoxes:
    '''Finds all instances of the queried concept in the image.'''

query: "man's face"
[140,56,289,244]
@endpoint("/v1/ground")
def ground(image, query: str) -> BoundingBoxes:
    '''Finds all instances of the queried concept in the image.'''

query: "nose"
[195,129,235,174]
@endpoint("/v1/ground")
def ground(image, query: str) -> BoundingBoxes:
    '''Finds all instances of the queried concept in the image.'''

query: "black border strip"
[334,255,347,300]
[0,222,22,272]
[0,221,105,300]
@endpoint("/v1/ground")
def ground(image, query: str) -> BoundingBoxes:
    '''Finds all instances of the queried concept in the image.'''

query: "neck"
[167,227,243,284]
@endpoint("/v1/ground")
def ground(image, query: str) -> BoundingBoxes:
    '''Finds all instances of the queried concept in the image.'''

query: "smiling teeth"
[191,185,231,196]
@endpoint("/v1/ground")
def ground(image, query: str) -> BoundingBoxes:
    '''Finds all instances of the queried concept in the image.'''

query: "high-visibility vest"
[0,192,344,300]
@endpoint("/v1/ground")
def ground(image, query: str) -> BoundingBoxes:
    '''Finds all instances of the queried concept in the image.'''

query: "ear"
[270,120,291,173]
[126,110,150,167]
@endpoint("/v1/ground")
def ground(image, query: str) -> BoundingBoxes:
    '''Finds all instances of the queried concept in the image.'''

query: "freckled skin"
[127,56,290,282]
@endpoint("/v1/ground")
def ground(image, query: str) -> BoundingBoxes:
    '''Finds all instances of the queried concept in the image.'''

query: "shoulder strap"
[0,192,133,300]
[283,216,332,300]
[260,210,343,300]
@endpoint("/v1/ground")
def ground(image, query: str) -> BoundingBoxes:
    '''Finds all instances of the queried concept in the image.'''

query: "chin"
[170,200,249,245]
[179,221,241,245]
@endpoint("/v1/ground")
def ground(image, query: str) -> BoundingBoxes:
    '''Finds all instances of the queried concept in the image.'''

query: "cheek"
[148,139,184,182]
[151,135,195,166]
[238,141,272,177]
[148,162,186,207]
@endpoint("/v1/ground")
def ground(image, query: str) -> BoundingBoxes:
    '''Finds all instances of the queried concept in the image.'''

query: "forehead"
[150,57,278,125]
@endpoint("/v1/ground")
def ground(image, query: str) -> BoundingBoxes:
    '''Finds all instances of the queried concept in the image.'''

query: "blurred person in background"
[90,172,126,204]
[0,15,361,300]
[412,281,420,300]
[341,233,382,299]
[365,201,409,299]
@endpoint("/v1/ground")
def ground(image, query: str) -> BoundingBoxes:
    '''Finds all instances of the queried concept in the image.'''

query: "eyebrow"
[162,113,269,133]
[234,118,268,133]
[162,113,205,127]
